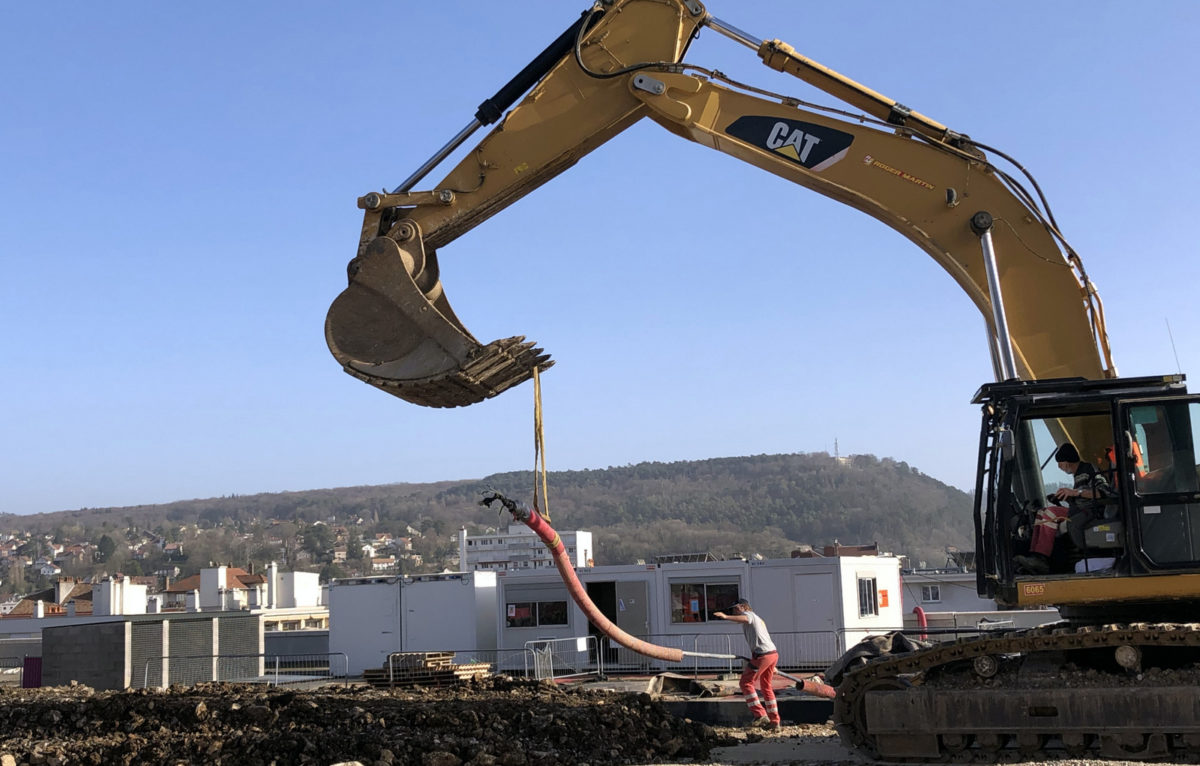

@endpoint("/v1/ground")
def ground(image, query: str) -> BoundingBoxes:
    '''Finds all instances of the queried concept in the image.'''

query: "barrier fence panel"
[264,652,350,688]
[605,634,686,675]
[0,657,21,688]
[140,653,349,689]
[769,631,842,672]
[603,634,735,676]
[598,631,840,676]
[522,636,601,682]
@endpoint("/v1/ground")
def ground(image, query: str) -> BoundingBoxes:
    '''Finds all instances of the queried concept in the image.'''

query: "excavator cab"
[974,374,1200,618]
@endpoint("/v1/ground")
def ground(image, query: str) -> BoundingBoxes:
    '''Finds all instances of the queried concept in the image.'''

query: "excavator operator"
[1014,442,1112,575]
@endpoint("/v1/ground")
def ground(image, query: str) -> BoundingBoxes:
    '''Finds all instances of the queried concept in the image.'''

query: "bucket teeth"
[343,336,553,408]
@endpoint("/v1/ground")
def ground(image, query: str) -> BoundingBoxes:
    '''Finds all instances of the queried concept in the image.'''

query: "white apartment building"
[457,524,593,572]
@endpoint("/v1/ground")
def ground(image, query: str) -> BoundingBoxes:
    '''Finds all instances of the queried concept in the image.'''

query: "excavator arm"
[325,0,1116,408]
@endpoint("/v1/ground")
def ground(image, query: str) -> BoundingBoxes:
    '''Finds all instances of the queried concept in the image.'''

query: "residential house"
[57,544,92,567]
[161,563,323,613]
[3,578,93,618]
[401,553,423,568]
[162,566,267,611]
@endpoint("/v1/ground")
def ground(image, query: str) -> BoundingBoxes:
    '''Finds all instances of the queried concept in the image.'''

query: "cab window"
[1126,402,1200,566]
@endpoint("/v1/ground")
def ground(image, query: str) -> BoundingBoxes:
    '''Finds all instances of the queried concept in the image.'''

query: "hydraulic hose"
[479,490,840,701]
[480,490,840,704]
[483,491,684,662]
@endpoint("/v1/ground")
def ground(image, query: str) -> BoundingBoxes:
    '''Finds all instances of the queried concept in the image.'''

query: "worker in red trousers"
[714,598,780,730]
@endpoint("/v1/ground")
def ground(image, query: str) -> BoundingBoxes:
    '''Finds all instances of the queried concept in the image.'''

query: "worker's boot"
[748,716,770,729]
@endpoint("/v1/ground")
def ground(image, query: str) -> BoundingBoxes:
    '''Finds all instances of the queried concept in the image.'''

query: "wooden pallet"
[363,654,492,688]
[387,651,457,670]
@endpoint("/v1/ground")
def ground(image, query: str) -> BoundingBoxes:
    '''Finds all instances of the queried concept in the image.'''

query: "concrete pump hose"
[520,508,685,663]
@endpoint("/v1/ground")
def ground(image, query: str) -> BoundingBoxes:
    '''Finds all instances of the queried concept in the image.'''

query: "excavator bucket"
[325,235,552,408]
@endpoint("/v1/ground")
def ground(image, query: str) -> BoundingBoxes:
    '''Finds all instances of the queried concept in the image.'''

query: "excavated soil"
[0,677,737,766]
[5,678,1191,766]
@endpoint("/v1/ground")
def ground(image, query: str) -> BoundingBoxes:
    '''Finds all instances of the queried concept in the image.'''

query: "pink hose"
[913,605,928,640]
[520,509,685,663]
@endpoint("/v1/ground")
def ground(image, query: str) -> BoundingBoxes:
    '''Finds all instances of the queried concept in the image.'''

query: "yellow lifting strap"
[532,366,550,522]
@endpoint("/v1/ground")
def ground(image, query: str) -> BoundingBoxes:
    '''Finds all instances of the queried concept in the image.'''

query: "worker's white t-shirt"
[743,612,777,656]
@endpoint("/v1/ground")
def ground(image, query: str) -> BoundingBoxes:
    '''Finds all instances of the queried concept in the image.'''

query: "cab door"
[1118,398,1200,570]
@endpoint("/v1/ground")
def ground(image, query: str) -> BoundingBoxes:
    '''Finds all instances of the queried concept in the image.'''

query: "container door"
[614,581,649,637]
[794,572,839,666]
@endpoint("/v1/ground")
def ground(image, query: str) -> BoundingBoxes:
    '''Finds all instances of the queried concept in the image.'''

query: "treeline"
[2,452,973,568]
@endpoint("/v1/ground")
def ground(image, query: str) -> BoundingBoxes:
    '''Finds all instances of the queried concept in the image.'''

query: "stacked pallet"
[363,651,492,689]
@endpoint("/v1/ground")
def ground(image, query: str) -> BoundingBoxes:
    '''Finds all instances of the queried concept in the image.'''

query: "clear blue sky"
[3,2,1198,515]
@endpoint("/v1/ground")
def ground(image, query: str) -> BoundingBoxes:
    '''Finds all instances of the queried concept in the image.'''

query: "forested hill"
[3,453,973,567]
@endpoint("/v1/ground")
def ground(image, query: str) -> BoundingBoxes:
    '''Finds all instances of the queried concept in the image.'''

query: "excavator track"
[833,623,1200,762]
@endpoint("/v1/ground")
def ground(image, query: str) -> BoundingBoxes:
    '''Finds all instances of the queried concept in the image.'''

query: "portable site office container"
[327,571,497,676]
[495,555,902,672]
[329,556,900,677]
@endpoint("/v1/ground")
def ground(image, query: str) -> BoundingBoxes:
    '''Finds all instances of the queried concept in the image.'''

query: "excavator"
[324,1,1200,760]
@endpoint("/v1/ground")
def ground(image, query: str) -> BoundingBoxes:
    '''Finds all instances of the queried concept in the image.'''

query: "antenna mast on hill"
[834,438,839,459]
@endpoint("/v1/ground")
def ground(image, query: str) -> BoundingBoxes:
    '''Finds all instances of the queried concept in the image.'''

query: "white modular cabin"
[492,555,903,671]
[328,555,901,676]
[327,571,497,676]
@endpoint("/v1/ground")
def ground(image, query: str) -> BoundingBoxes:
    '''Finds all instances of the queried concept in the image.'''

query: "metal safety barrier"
[523,635,602,682]
[140,652,349,690]
[601,630,838,675]
[0,656,22,688]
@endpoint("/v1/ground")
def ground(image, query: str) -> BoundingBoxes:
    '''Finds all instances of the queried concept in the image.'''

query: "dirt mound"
[0,677,734,766]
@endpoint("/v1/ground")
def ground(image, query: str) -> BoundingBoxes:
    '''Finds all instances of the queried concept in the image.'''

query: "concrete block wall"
[42,621,129,690]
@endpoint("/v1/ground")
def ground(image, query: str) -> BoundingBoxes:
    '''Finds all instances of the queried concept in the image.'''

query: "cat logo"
[725,116,854,172]
[766,122,822,163]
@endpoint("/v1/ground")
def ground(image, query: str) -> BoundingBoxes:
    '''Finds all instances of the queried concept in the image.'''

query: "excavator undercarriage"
[834,623,1200,761]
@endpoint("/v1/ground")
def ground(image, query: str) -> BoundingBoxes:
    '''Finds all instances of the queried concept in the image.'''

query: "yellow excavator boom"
[325,0,1116,408]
